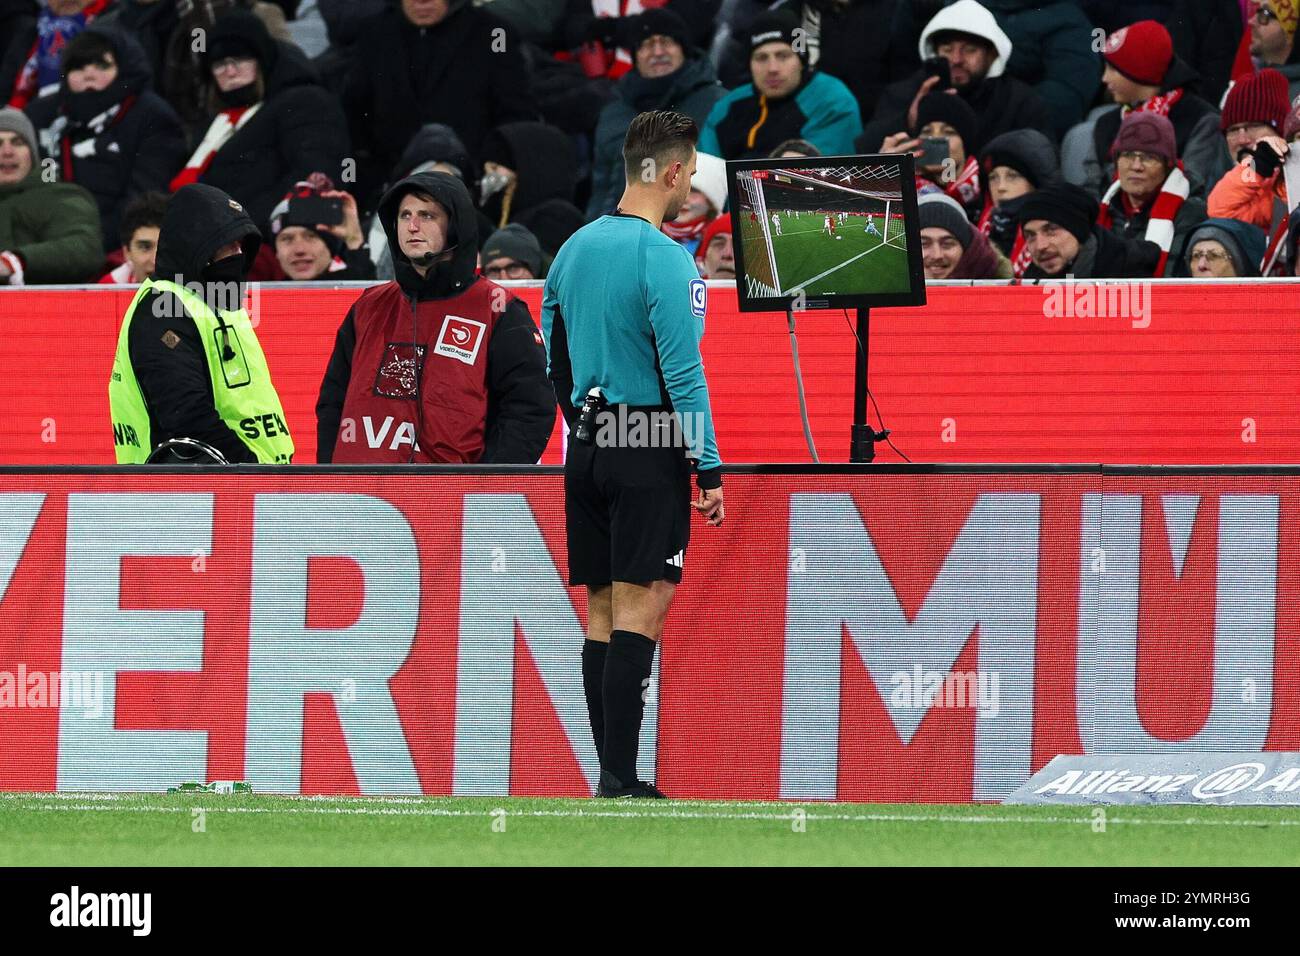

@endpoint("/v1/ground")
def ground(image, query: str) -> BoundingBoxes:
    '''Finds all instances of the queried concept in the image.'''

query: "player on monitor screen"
[771,211,782,235]
[867,216,881,237]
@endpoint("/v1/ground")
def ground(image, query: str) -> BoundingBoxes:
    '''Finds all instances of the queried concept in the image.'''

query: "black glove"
[1253,140,1284,178]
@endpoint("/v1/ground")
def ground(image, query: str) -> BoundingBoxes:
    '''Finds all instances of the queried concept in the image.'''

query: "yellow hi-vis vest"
[108,278,295,464]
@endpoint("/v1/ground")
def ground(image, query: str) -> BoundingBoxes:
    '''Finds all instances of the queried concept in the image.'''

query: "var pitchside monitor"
[726,154,926,312]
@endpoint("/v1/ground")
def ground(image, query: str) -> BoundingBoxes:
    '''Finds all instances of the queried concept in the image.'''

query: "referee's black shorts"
[564,408,691,587]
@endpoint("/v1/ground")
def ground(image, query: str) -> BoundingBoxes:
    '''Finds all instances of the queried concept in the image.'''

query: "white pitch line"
[12,802,1300,827]
[781,241,888,296]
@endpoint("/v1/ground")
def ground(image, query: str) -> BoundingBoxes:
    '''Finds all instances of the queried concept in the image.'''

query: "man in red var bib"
[316,171,554,463]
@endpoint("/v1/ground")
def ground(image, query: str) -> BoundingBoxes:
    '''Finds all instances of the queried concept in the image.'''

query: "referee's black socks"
[581,638,608,765]
[602,630,657,786]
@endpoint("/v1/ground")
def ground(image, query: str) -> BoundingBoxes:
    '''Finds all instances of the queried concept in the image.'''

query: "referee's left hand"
[693,486,724,527]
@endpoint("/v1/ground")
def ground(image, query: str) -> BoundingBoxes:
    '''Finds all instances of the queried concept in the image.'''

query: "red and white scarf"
[661,212,709,243]
[1127,87,1184,118]
[169,104,261,192]
[915,157,981,220]
[1096,164,1190,276]
[919,155,981,208]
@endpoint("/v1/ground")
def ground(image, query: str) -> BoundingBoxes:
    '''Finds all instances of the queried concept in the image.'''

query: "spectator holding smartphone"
[859,0,1050,159]
[267,173,375,281]
[880,92,984,222]
[1208,68,1292,272]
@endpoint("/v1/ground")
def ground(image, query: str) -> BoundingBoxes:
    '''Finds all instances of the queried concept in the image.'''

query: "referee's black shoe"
[595,770,667,799]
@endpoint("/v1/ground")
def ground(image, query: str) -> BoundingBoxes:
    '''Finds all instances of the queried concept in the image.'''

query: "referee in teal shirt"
[542,110,725,799]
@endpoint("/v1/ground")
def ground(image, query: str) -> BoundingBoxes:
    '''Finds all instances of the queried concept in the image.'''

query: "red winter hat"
[1102,21,1173,87]
[1221,68,1291,132]
[695,213,732,266]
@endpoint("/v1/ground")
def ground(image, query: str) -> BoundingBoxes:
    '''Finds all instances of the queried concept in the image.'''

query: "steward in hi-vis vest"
[108,183,293,463]
[315,171,554,464]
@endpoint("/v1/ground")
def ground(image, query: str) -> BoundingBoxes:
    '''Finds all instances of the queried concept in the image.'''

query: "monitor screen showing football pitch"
[726,154,926,312]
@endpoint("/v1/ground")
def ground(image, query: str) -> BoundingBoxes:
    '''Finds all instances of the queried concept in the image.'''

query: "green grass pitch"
[742,212,911,298]
[2,793,1299,866]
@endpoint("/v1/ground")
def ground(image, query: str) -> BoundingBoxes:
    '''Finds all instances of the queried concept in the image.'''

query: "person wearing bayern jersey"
[542,109,724,800]
[315,170,554,464]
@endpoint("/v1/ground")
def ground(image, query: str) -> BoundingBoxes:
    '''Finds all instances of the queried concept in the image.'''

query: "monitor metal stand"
[850,306,889,463]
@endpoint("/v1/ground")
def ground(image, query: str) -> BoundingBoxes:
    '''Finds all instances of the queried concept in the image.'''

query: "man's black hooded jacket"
[127,184,264,463]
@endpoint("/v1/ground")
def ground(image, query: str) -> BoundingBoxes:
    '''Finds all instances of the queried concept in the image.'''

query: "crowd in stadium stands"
[3,0,1300,287]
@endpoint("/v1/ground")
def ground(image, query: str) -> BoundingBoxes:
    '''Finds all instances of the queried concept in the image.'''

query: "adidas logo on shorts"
[666,550,684,569]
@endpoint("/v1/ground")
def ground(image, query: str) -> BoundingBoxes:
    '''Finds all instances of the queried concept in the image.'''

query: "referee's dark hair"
[622,110,699,183]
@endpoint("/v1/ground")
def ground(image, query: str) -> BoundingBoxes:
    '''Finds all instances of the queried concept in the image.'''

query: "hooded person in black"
[25,24,186,252]
[315,171,554,464]
[126,184,271,464]
[978,127,1059,260]
[366,122,495,281]
[478,120,586,258]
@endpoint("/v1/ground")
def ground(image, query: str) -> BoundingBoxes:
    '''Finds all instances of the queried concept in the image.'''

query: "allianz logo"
[1035,762,1300,799]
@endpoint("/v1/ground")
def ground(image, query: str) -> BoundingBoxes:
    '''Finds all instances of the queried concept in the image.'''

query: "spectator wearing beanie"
[698,10,862,159]
[978,128,1058,278]
[1208,68,1293,272]
[1019,180,1161,279]
[860,0,1052,157]
[0,106,103,284]
[1220,66,1292,161]
[712,0,917,123]
[1097,112,1207,277]
[268,173,375,282]
[695,213,734,279]
[919,192,1011,279]
[25,25,187,253]
[881,92,983,222]
[586,9,724,220]
[482,223,545,280]
[173,10,349,235]
[1076,20,1229,199]
[1184,217,1267,277]
[559,0,722,80]
[1249,0,1300,99]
